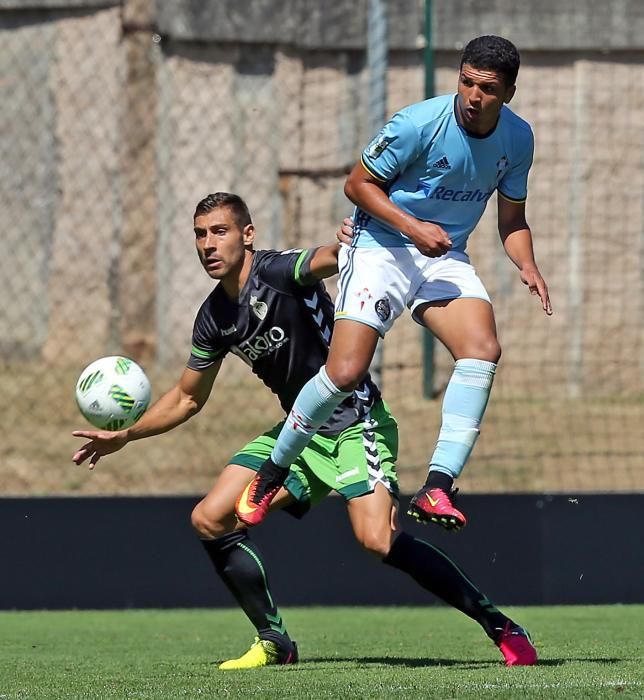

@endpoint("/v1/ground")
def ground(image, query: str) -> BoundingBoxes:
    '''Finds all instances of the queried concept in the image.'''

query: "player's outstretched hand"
[520,266,552,315]
[72,429,128,470]
[336,217,355,245]
[409,221,452,257]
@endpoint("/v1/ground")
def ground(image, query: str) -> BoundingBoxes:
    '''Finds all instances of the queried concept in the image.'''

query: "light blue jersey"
[356,94,534,252]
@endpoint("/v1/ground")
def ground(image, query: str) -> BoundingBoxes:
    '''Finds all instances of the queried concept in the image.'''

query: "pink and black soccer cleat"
[407,486,467,531]
[496,622,538,666]
[235,459,287,527]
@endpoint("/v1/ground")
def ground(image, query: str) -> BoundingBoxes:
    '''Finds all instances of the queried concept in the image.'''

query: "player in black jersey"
[72,192,536,669]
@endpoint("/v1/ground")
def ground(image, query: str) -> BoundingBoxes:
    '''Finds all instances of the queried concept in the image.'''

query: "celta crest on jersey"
[250,294,268,320]
[496,155,510,180]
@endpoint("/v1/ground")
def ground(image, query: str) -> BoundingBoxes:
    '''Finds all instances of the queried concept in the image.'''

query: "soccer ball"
[75,356,151,431]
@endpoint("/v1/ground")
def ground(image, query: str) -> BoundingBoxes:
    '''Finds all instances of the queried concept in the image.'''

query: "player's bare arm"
[498,195,552,315]
[72,361,222,469]
[344,162,452,257]
[307,243,340,280]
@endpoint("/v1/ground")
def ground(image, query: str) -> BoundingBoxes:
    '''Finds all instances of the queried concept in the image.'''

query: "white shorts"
[334,245,491,336]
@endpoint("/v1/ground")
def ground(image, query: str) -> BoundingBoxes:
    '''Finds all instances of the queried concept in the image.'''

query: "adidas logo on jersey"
[431,156,452,170]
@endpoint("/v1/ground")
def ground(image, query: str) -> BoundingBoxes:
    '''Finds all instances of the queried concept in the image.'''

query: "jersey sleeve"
[187,299,228,371]
[498,128,534,203]
[257,248,321,289]
[360,110,421,182]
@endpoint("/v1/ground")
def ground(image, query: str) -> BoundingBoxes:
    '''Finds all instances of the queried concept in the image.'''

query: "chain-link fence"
[1,0,643,495]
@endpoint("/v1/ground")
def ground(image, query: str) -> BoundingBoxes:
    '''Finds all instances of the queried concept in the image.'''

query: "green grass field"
[1,606,642,698]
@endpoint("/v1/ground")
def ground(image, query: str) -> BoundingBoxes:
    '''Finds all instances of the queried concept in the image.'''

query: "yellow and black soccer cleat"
[218,637,298,670]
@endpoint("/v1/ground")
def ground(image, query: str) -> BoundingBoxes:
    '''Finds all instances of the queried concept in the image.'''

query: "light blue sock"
[429,359,496,480]
[270,366,351,468]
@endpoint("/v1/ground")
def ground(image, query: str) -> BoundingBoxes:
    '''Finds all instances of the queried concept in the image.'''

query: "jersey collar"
[453,95,501,139]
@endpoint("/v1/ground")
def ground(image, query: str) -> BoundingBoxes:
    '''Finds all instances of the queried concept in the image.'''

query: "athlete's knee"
[190,500,234,539]
[326,358,367,392]
[355,528,394,559]
[463,338,501,363]
[487,338,502,363]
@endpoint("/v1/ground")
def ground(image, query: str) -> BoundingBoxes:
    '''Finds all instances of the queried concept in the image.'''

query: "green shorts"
[230,399,399,518]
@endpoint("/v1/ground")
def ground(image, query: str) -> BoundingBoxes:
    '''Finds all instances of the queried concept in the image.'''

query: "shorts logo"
[375,297,391,322]
[355,286,373,311]
[250,295,268,320]
[336,467,360,483]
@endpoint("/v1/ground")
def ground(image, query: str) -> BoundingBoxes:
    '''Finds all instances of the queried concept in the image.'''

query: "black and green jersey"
[188,248,380,436]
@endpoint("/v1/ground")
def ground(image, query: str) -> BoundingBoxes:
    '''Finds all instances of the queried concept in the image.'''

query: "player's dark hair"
[194,192,253,229]
[460,35,520,86]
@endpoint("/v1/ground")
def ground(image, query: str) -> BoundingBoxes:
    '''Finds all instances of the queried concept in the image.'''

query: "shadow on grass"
[300,657,499,668]
[297,656,623,669]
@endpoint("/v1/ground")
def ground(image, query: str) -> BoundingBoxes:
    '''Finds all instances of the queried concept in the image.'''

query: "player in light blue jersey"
[237,36,552,533]
[355,89,533,253]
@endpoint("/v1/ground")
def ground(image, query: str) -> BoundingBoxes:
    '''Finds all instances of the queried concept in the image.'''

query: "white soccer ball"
[75,356,151,431]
